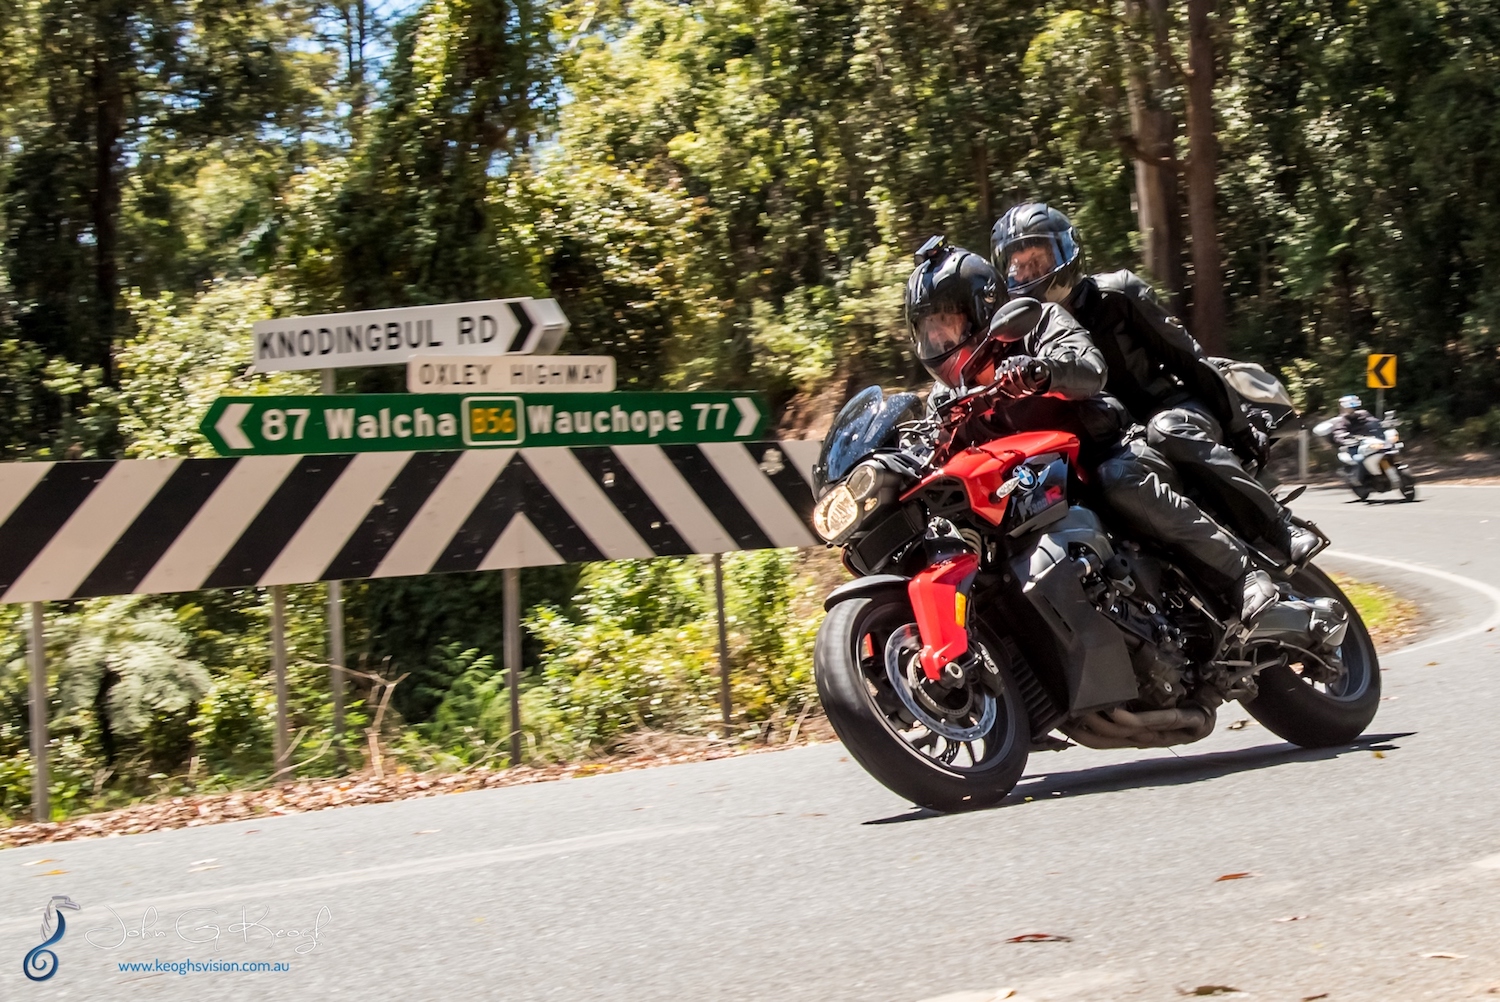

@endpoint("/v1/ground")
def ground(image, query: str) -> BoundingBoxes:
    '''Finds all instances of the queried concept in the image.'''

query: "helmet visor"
[1000,233,1078,297]
[911,308,978,386]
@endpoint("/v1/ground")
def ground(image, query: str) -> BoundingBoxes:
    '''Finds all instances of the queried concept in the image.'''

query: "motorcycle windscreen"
[813,386,923,495]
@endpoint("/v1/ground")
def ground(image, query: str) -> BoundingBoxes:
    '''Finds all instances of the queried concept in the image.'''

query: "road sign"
[1367,353,1397,389]
[251,298,570,374]
[200,392,769,455]
[407,355,616,393]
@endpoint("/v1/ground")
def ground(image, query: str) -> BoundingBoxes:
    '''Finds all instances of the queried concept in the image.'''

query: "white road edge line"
[0,825,718,932]
[1322,548,1500,657]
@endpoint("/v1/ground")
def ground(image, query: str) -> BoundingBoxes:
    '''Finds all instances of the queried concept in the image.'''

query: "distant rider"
[990,203,1319,572]
[1327,394,1384,453]
[905,236,1282,630]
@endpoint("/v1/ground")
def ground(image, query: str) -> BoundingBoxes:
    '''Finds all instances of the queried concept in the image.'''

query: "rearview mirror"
[988,297,1044,343]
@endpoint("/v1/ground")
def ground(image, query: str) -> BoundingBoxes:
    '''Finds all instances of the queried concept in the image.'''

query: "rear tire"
[815,593,1029,812]
[1242,565,1381,747]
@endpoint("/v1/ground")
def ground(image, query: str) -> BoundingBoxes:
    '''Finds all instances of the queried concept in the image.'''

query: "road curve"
[3,484,1500,1001]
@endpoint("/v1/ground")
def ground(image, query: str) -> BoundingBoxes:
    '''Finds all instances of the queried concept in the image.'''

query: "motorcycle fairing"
[907,553,981,680]
[1010,507,1138,713]
[901,430,1081,527]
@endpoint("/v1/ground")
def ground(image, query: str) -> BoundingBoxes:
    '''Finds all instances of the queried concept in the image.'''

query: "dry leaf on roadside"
[1227,719,1249,730]
[1005,933,1071,943]
[1179,987,1240,997]
[1215,872,1256,881]
[34,869,67,875]
[1372,750,1386,759]
[1420,951,1465,959]
[1300,994,1329,1001]
[1274,915,1308,922]
[21,858,56,866]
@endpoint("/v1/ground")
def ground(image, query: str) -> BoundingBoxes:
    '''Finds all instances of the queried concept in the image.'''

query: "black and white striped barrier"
[0,441,822,603]
[5,440,823,820]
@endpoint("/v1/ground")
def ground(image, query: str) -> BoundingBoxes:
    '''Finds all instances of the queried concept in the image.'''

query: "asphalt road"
[4,483,1500,1002]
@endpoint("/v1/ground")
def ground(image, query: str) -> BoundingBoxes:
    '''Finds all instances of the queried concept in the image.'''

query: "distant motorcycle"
[1311,412,1416,502]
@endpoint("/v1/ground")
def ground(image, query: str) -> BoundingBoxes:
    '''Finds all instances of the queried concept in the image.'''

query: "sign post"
[1367,353,1396,416]
[200,391,770,455]
[321,369,346,761]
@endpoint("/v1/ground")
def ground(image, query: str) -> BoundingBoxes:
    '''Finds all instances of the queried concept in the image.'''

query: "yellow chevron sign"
[1367,353,1397,389]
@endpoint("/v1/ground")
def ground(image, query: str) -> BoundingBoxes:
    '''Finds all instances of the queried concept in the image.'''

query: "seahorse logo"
[23,895,80,982]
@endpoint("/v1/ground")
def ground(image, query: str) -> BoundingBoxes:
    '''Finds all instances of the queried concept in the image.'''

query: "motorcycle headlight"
[813,484,861,543]
[845,462,879,501]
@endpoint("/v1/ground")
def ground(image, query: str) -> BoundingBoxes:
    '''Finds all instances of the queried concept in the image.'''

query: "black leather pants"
[1095,437,1248,588]
[1145,402,1288,551]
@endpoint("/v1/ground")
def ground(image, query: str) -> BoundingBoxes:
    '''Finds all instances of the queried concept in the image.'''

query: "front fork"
[907,552,980,682]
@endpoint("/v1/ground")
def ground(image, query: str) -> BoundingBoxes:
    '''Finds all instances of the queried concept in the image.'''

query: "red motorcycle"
[811,375,1378,812]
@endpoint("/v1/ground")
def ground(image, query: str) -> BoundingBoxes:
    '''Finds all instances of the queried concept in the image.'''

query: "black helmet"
[904,236,1001,386]
[990,202,1083,301]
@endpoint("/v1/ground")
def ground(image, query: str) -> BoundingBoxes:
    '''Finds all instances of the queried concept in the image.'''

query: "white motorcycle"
[1311,412,1416,502]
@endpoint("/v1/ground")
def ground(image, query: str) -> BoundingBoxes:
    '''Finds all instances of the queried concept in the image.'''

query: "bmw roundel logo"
[1015,464,1040,490]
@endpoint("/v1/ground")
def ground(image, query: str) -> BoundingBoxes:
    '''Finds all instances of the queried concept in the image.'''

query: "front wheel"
[815,593,1030,812]
[1241,564,1381,747]
[1400,470,1417,502]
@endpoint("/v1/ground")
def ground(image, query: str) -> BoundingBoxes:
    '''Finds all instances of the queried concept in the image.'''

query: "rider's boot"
[1282,514,1320,566]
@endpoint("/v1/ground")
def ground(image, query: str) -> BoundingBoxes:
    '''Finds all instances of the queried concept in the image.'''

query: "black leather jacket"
[928,303,1127,458]
[1064,271,1249,438]
[1328,409,1383,450]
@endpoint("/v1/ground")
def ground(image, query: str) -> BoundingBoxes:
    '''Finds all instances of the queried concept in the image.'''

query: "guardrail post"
[713,554,731,730]
[28,602,48,822]
[271,585,291,779]
[1297,428,1310,481]
[328,580,345,764]
[504,567,522,767]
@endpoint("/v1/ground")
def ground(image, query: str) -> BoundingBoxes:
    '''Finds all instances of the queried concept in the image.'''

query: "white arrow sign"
[250,298,570,374]
[214,402,253,450]
[407,355,616,393]
[733,396,759,437]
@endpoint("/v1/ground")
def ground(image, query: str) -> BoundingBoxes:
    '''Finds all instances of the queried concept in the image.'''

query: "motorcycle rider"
[906,236,1281,628]
[990,203,1320,571]
[1327,394,1384,452]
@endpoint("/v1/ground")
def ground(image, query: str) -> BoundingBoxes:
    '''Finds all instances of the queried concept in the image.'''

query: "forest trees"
[3,0,1500,814]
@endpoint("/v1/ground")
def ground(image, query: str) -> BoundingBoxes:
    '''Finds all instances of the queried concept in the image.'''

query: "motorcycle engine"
[1070,544,1190,710]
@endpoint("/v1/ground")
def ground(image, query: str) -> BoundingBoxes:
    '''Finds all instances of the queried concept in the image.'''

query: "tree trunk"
[1185,0,1225,356]
[1123,0,1185,309]
[90,40,126,384]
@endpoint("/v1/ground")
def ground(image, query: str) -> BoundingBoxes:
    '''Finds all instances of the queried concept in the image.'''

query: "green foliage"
[9,0,1500,824]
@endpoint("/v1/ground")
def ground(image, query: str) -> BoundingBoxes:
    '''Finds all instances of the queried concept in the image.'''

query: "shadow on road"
[861,731,1416,825]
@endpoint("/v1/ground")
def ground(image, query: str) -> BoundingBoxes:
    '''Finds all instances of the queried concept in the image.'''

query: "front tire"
[815,593,1030,812]
[1400,470,1417,502]
[1242,564,1381,747]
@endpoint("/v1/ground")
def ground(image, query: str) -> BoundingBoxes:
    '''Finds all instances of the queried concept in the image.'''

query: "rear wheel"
[815,592,1029,812]
[1241,565,1381,747]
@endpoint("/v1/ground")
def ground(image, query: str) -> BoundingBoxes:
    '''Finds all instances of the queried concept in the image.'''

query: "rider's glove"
[1230,424,1270,468]
[991,356,1051,399]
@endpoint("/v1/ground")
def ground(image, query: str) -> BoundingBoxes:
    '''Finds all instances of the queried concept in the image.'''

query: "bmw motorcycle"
[1311,412,1416,502]
[811,377,1380,813]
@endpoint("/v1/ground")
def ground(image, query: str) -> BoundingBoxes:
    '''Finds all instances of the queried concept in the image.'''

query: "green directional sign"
[199,392,770,456]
